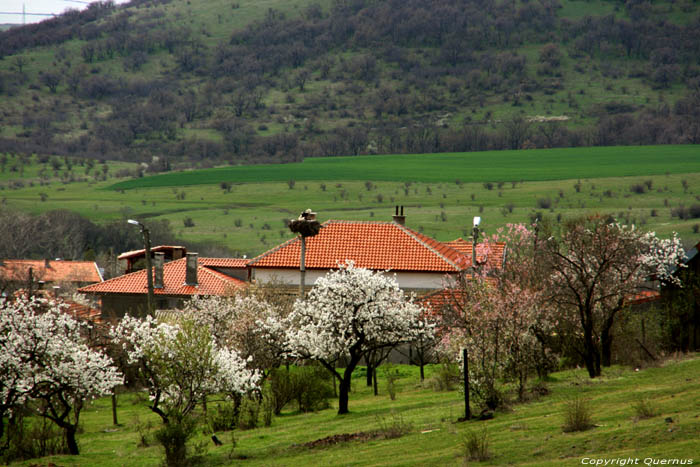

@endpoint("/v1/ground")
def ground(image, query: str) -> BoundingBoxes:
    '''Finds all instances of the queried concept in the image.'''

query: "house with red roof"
[247,215,505,292]
[0,259,103,297]
[79,252,248,317]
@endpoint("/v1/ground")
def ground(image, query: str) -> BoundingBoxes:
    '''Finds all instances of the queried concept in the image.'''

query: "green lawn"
[9,355,700,466]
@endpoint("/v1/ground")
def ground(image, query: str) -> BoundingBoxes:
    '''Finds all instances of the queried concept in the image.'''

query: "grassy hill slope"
[10,356,700,466]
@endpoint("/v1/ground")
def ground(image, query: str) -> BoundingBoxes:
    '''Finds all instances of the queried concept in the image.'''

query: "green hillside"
[0,0,698,167]
[8,357,700,466]
[2,146,699,257]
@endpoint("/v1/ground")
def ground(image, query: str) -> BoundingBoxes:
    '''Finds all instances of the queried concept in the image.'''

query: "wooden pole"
[111,392,118,425]
[463,348,471,420]
[299,235,306,297]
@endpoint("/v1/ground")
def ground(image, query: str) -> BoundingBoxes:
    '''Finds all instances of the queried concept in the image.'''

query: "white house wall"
[252,268,450,290]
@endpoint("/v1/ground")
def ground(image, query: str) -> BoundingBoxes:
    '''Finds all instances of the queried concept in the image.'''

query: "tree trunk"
[338,377,351,415]
[66,425,79,455]
[366,363,373,387]
[337,357,360,415]
[372,367,378,396]
[419,361,425,382]
[601,328,613,368]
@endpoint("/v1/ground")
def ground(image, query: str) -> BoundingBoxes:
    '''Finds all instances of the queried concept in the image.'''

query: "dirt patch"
[302,431,382,448]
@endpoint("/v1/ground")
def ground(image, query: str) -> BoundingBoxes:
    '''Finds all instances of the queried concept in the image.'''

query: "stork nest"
[288,219,321,237]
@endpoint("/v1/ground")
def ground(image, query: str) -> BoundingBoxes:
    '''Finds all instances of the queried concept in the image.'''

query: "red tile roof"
[445,238,506,270]
[78,257,246,297]
[248,220,471,273]
[0,259,102,284]
[199,258,249,268]
[627,290,661,305]
[117,245,187,260]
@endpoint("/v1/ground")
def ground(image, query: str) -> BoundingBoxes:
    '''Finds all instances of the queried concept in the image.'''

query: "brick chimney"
[185,252,198,286]
[392,205,406,225]
[44,258,51,268]
[154,252,164,289]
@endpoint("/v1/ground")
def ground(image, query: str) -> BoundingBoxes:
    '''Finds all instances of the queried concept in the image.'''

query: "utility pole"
[128,219,154,315]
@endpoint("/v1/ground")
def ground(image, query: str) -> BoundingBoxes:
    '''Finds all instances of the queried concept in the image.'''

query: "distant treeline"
[0,0,699,166]
[0,207,232,272]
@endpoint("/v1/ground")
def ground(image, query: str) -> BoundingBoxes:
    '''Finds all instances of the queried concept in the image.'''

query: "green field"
[109,145,700,189]
[2,146,699,256]
[9,356,700,466]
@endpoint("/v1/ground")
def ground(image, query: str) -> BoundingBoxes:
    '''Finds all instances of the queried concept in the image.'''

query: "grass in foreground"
[10,355,700,466]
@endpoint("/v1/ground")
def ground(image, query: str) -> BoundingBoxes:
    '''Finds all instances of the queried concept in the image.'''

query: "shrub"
[383,363,399,400]
[295,366,334,413]
[154,415,198,467]
[183,217,195,227]
[375,411,412,439]
[630,183,646,194]
[208,402,239,433]
[536,197,552,209]
[268,366,333,415]
[236,397,260,430]
[429,362,460,391]
[483,182,494,190]
[1,411,69,463]
[562,397,594,432]
[462,427,490,462]
[632,398,658,420]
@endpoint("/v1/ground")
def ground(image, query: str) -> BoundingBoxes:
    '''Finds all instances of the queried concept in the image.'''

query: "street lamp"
[128,219,154,314]
[462,215,482,422]
[472,216,481,271]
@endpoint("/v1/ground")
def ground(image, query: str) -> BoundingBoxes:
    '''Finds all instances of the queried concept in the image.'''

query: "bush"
[429,362,460,391]
[630,183,646,194]
[536,197,552,209]
[207,402,238,433]
[268,366,334,415]
[562,397,594,432]
[669,205,700,220]
[462,427,490,462]
[375,411,412,439]
[183,217,195,227]
[383,363,399,400]
[1,411,69,463]
[295,366,334,413]
[632,398,658,420]
[154,415,198,467]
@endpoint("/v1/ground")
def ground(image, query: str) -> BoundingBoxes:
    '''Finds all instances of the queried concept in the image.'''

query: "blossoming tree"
[540,216,686,378]
[182,293,287,373]
[111,315,260,423]
[0,296,122,455]
[272,263,432,415]
[111,314,260,464]
[439,224,546,406]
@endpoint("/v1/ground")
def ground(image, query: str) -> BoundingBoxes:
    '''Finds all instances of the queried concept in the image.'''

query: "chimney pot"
[392,206,406,226]
[185,252,198,286]
[154,252,165,289]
